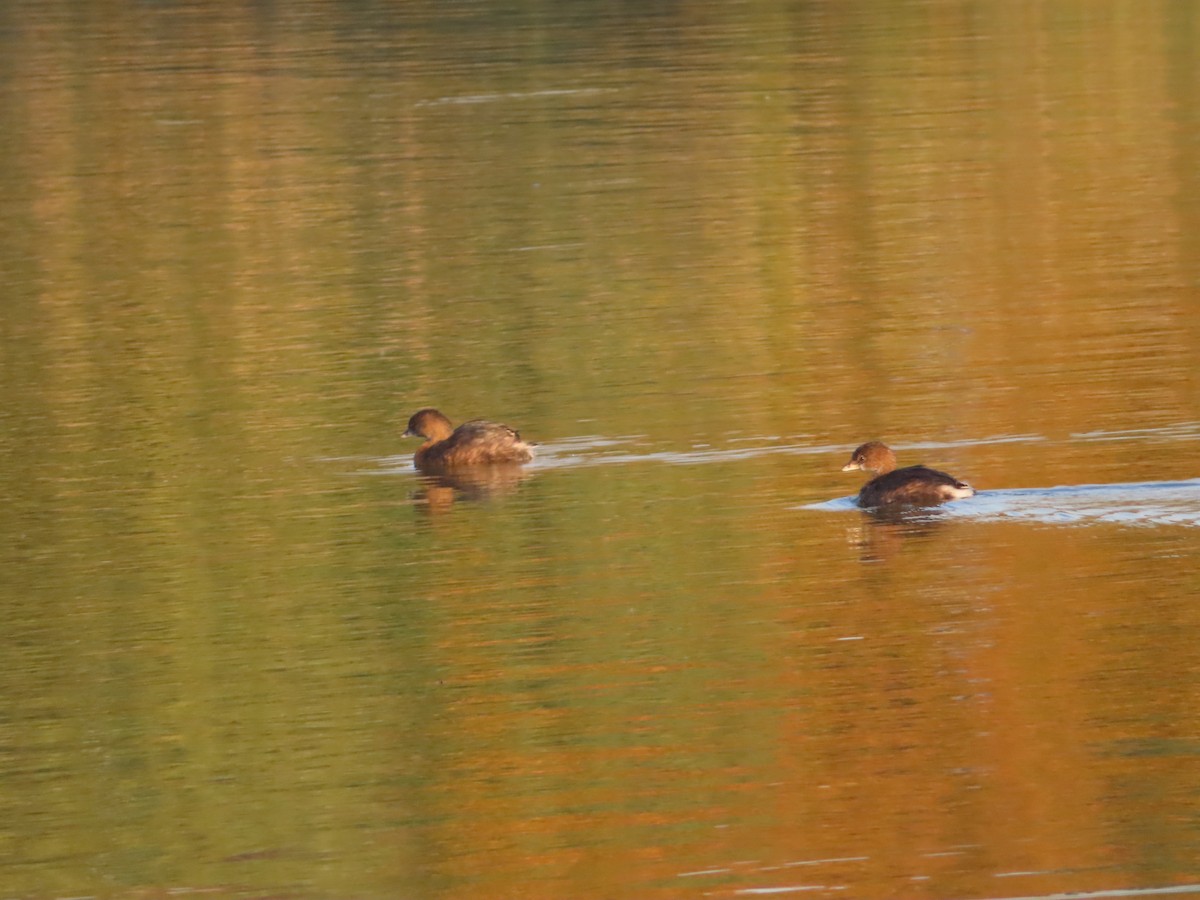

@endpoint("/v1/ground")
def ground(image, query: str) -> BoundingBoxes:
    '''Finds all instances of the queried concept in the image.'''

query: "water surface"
[3,2,1200,899]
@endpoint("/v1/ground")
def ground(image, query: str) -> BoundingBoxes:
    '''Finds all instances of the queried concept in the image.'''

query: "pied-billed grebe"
[841,441,975,507]
[403,408,535,469]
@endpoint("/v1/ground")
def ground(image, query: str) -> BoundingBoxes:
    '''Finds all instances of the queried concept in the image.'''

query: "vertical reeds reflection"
[1,1,1199,898]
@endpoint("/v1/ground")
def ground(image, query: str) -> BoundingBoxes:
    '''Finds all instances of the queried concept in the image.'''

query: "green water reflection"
[2,1,1200,898]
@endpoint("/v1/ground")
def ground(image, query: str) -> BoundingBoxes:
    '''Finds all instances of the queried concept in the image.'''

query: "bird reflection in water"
[411,464,532,514]
[846,505,947,563]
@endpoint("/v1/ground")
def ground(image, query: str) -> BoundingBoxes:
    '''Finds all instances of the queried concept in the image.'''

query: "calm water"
[3,1,1200,898]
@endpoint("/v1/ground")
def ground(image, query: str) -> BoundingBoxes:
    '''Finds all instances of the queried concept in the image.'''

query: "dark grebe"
[841,441,975,507]
[403,408,535,470]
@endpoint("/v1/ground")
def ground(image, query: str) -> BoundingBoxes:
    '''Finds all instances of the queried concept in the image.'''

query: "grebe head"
[404,408,455,442]
[841,441,897,475]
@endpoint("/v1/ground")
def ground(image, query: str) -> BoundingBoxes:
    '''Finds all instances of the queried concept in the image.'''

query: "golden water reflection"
[1,1,1199,898]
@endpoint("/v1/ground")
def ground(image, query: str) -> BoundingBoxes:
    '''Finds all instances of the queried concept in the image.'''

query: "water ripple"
[529,432,1042,471]
[804,480,1200,528]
